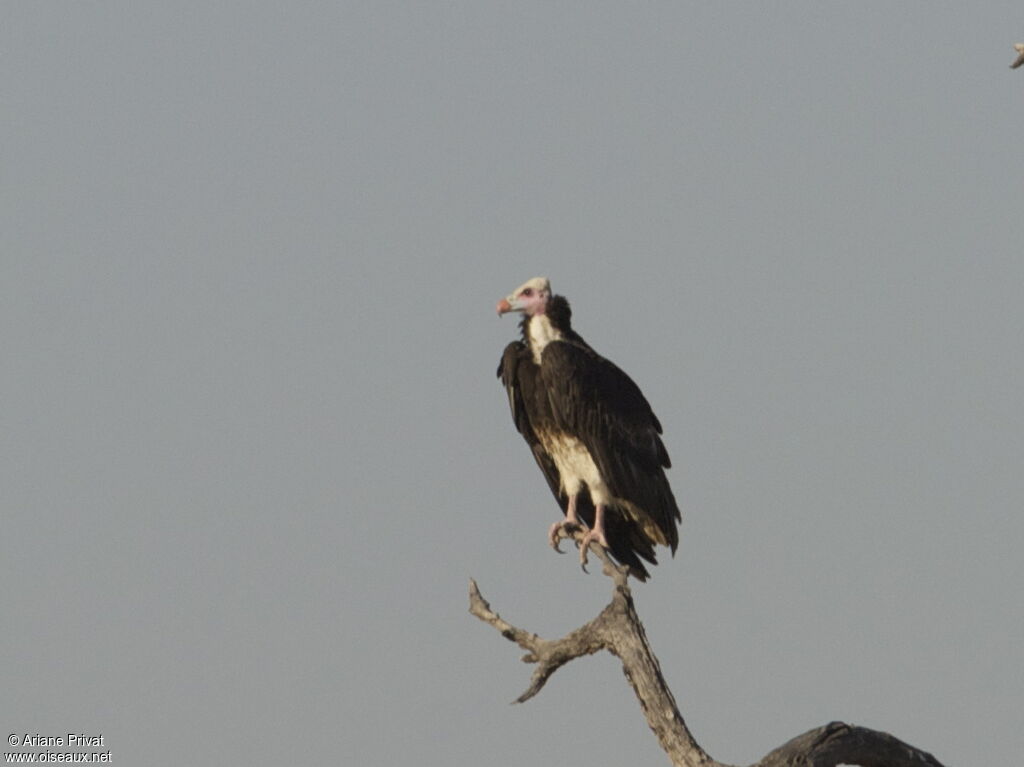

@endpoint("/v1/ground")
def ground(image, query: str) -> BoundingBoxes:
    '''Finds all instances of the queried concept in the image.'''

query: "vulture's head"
[496,277,551,317]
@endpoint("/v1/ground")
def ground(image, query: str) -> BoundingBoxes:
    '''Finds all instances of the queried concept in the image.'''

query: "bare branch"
[469,529,719,766]
[468,577,606,703]
[468,579,544,656]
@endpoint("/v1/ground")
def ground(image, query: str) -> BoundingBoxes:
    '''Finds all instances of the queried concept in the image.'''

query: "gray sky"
[3,3,1022,765]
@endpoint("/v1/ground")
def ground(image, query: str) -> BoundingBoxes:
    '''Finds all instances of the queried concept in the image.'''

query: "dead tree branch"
[469,528,947,767]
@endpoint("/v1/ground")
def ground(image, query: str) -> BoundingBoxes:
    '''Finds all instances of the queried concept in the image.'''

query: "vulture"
[495,277,681,580]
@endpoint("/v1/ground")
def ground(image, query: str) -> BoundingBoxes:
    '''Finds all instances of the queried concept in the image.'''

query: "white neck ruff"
[528,314,563,363]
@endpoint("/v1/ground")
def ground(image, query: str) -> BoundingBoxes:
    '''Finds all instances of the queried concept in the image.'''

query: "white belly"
[537,430,668,546]
[539,431,612,506]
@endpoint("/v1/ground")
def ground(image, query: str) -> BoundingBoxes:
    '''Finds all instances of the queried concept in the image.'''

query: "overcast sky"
[3,3,1023,766]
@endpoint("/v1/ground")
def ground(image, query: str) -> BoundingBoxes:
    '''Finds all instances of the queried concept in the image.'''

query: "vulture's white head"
[496,277,552,317]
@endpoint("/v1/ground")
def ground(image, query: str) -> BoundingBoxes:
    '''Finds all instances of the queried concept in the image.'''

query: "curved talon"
[548,525,563,552]
[548,520,581,552]
[577,529,609,572]
[548,521,565,552]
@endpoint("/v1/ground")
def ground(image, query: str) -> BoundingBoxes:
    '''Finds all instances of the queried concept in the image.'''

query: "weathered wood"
[469,529,947,767]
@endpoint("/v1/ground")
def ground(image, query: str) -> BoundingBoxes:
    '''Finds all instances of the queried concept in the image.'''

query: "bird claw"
[548,521,608,574]
[577,529,609,572]
[548,520,582,553]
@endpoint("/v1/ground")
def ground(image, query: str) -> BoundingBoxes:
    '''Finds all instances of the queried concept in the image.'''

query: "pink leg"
[577,503,610,567]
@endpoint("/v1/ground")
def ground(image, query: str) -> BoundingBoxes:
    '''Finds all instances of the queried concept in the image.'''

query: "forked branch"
[468,529,947,767]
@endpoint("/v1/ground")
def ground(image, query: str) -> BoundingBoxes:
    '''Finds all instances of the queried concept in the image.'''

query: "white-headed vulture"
[496,277,681,580]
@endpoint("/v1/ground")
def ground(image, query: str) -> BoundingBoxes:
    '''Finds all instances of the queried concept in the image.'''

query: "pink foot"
[577,527,609,569]
[549,494,583,553]
[548,519,583,552]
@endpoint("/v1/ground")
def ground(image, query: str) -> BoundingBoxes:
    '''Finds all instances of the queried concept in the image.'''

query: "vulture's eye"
[521,288,533,297]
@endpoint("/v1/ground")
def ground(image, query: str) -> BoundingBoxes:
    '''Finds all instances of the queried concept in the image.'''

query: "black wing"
[539,340,680,553]
[498,342,564,504]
